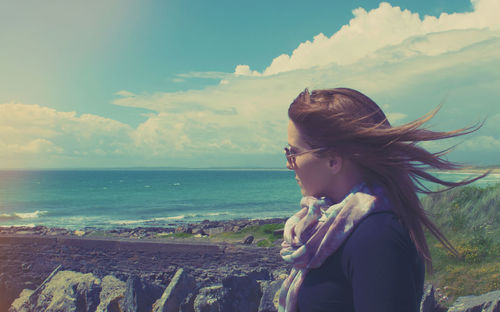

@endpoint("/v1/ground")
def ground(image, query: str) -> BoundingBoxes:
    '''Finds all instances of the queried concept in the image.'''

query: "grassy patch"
[422,183,500,308]
[210,223,284,246]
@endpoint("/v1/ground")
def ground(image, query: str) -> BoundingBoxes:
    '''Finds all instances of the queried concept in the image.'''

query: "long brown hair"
[288,88,490,274]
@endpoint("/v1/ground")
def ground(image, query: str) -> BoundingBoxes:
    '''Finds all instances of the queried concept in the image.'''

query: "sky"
[1,0,499,169]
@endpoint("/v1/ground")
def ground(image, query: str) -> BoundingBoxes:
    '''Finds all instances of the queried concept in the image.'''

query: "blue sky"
[1,0,499,168]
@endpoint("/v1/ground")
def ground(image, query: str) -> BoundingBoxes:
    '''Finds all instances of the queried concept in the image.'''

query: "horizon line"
[1,165,499,171]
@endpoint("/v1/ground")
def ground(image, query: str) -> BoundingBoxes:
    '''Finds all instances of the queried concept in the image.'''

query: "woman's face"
[287,120,333,197]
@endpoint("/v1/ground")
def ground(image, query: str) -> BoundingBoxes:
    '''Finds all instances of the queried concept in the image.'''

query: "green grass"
[153,223,284,247]
[422,183,500,307]
[207,223,284,246]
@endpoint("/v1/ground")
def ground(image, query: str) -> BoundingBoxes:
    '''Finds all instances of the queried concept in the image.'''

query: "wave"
[184,212,230,218]
[0,210,48,222]
[0,223,36,228]
[107,212,233,226]
[108,214,186,225]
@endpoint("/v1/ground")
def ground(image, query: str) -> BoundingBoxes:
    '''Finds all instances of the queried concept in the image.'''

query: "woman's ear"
[328,155,342,175]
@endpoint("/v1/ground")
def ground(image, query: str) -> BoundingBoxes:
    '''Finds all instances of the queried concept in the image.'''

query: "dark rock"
[21,263,32,272]
[447,289,500,312]
[221,274,262,312]
[180,292,197,312]
[123,275,164,312]
[247,269,271,281]
[152,268,196,312]
[1,273,24,312]
[243,235,254,245]
[258,279,283,312]
[420,283,437,312]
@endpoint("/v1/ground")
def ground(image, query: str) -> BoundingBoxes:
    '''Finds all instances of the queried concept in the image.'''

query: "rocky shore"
[1,219,499,312]
[0,217,288,240]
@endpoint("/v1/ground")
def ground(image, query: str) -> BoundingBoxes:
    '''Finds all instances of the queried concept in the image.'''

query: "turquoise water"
[0,169,498,230]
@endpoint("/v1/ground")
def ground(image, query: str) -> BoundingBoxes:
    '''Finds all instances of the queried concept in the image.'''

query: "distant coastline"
[0,166,290,171]
[429,166,500,175]
[2,165,499,172]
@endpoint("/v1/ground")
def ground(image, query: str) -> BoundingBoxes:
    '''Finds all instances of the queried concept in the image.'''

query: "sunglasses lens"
[284,147,292,162]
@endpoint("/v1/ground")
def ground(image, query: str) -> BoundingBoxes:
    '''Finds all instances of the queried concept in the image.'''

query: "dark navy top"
[298,211,425,312]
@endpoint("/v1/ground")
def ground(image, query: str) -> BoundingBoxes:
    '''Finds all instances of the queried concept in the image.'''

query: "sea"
[0,169,499,230]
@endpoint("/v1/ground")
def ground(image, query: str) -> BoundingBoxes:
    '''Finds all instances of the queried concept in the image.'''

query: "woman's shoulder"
[342,211,417,261]
[338,211,423,284]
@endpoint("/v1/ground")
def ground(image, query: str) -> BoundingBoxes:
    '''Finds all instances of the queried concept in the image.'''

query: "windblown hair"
[288,88,490,274]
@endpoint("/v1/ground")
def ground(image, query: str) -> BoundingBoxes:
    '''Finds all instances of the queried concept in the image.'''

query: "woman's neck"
[323,162,365,203]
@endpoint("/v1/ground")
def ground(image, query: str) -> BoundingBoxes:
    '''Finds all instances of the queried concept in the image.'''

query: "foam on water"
[0,210,48,221]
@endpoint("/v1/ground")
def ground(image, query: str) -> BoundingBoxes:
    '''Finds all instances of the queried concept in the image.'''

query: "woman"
[279,88,489,312]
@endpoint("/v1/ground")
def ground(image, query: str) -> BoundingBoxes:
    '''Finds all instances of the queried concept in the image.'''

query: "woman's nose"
[286,159,294,170]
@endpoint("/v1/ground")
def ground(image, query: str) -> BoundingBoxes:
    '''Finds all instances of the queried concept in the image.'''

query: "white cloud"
[109,0,500,166]
[234,65,262,77]
[459,136,500,151]
[4,0,500,168]
[235,0,500,76]
[0,103,134,159]
[0,138,63,155]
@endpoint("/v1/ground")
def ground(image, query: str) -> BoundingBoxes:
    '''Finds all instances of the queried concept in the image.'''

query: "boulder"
[221,274,262,312]
[9,289,33,312]
[152,268,196,312]
[10,270,101,312]
[180,292,197,312]
[96,275,126,312]
[123,275,164,312]
[193,285,227,312]
[447,289,500,312]
[419,283,437,312]
[258,279,283,312]
[193,274,262,312]
[243,235,254,245]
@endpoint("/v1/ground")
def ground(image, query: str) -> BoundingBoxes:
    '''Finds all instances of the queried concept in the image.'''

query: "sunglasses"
[284,144,330,164]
